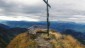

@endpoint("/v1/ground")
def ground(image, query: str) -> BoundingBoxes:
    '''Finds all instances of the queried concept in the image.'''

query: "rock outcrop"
[7,27,85,48]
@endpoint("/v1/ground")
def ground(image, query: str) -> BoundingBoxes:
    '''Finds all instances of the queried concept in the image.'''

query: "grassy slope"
[7,30,85,48]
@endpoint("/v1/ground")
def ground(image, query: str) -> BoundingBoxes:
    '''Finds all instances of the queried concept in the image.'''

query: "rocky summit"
[7,26,85,48]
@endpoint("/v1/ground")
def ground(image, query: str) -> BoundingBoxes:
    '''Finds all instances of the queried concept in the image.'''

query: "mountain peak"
[7,28,85,48]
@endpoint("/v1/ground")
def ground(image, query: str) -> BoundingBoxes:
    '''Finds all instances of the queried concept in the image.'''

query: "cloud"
[0,16,39,21]
[0,0,45,16]
[55,15,85,23]
[0,0,85,23]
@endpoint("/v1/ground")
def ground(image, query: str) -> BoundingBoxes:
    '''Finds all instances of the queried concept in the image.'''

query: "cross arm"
[43,0,51,8]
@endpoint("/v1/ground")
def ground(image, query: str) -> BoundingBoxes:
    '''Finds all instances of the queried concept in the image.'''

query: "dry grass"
[7,32,38,48]
[50,32,85,48]
[7,30,85,48]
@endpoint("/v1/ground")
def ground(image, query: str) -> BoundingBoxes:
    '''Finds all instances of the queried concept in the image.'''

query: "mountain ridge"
[7,28,85,48]
[0,23,85,48]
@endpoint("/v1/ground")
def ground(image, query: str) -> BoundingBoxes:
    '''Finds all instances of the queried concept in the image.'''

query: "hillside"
[7,29,85,48]
[0,24,11,48]
[61,29,85,45]
[0,35,7,48]
[0,23,28,48]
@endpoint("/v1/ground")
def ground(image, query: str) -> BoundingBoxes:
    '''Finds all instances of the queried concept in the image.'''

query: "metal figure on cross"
[43,0,51,36]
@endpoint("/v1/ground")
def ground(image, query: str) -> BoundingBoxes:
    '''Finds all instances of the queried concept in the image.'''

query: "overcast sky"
[0,0,85,23]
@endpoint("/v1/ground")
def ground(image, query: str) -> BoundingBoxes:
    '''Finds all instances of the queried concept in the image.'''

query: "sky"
[0,0,85,23]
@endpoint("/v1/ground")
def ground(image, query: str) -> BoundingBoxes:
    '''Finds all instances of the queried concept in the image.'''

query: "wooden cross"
[43,0,51,36]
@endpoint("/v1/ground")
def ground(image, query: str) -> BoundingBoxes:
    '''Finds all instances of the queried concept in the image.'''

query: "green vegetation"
[0,36,7,48]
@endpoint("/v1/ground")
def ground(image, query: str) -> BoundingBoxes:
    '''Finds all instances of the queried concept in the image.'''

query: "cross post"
[43,0,51,36]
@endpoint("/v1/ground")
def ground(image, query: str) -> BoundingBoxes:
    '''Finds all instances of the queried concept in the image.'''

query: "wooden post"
[43,0,51,36]
[47,0,50,36]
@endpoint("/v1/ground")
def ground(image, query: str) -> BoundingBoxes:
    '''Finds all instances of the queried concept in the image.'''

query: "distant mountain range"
[0,21,85,48]
[1,21,85,32]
